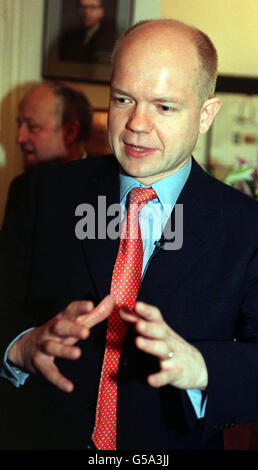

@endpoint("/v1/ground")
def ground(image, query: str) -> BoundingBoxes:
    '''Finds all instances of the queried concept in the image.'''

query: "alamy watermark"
[75,196,183,250]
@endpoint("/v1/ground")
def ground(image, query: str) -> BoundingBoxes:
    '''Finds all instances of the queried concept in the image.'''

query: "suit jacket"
[59,24,116,63]
[1,155,258,450]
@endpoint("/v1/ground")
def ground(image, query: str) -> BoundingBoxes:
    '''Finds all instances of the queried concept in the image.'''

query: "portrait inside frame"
[43,0,133,83]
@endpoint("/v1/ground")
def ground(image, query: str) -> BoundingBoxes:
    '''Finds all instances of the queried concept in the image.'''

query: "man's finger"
[136,319,168,340]
[34,354,74,393]
[61,300,95,321]
[50,318,89,340]
[81,295,115,329]
[147,370,174,388]
[119,306,139,325]
[134,301,163,322]
[42,340,82,360]
[135,336,169,359]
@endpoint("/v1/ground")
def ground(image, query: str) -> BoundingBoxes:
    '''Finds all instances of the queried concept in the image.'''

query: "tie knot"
[128,187,157,206]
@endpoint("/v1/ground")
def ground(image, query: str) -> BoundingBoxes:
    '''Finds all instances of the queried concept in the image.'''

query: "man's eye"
[112,96,130,105]
[28,124,41,133]
[158,104,175,113]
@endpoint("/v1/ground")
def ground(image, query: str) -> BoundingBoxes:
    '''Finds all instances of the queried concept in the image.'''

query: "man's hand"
[120,301,208,390]
[8,295,115,393]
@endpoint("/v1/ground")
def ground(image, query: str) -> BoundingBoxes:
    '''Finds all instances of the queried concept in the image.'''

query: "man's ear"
[62,120,80,144]
[199,97,221,134]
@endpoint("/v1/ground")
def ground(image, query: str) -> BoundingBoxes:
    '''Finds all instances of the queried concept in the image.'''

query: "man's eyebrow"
[110,87,132,97]
[153,96,184,105]
[16,117,39,126]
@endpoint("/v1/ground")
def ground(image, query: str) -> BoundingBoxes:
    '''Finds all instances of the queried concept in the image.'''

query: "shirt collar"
[119,158,192,216]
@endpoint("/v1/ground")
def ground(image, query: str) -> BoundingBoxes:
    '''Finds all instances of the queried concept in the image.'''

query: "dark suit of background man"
[59,0,116,63]
[1,19,258,450]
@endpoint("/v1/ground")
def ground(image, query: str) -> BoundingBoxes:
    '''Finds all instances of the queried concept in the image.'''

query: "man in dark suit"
[59,0,116,64]
[1,19,258,450]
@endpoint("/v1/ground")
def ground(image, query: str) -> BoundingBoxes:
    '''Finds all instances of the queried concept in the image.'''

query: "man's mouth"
[21,146,34,156]
[124,143,156,158]
[130,145,147,152]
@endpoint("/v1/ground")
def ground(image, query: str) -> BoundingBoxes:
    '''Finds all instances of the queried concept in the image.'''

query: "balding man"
[16,81,92,168]
[1,19,258,451]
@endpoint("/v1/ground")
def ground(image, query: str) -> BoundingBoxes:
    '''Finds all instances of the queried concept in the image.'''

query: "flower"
[223,158,258,200]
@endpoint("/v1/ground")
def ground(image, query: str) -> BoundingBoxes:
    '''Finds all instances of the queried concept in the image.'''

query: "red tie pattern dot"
[91,187,157,450]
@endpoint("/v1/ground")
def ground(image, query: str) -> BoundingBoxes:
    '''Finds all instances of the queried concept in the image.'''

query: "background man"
[60,0,116,64]
[1,19,258,450]
[16,81,92,168]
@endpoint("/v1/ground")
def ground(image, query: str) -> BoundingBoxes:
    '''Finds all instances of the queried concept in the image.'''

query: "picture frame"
[216,75,258,94]
[205,75,258,173]
[42,0,133,83]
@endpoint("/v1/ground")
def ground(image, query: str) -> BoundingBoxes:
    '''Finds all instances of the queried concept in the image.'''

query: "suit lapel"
[142,159,223,294]
[81,156,121,300]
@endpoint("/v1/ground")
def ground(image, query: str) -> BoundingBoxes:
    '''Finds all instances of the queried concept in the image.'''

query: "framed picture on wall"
[43,0,133,83]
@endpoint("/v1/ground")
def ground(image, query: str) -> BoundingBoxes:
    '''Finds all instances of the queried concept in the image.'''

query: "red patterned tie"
[92,187,157,449]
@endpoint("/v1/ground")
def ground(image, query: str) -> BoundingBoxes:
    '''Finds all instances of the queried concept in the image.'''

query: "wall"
[160,0,258,77]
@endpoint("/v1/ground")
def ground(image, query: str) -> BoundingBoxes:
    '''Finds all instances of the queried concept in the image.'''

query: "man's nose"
[16,123,28,143]
[126,104,153,134]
